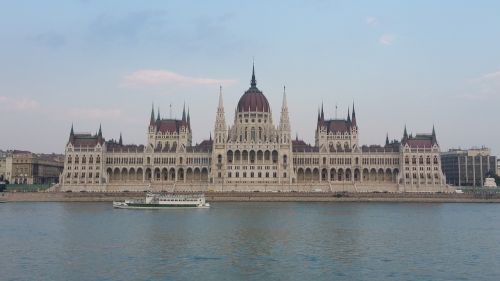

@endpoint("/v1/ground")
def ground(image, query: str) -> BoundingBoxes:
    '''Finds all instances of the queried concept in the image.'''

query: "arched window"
[89,156,93,164]
[96,155,100,164]
[67,156,72,164]
[75,155,79,164]
[433,156,438,165]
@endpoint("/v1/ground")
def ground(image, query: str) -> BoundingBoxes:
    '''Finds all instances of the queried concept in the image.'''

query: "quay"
[2,191,500,203]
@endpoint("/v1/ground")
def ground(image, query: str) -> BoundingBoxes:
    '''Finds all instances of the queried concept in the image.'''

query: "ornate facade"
[60,66,451,192]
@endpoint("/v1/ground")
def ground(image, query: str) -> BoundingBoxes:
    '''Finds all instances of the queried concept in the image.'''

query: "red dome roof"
[237,64,270,113]
[237,88,270,113]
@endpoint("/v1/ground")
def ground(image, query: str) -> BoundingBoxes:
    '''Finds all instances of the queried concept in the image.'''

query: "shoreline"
[2,191,500,203]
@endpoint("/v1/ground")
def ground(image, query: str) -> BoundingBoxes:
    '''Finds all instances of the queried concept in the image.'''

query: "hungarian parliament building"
[60,67,450,192]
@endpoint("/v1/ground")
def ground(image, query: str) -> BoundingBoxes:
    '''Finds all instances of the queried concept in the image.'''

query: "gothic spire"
[250,62,257,88]
[119,132,122,145]
[218,85,224,109]
[187,107,191,128]
[403,125,408,140]
[351,102,357,127]
[347,107,351,123]
[320,102,324,120]
[432,125,437,144]
[385,133,389,146]
[182,102,186,122]
[156,107,160,121]
[282,86,288,110]
[98,123,102,138]
[70,123,74,136]
[150,103,155,126]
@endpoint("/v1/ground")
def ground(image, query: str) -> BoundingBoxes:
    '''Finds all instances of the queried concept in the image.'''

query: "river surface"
[1,202,499,281]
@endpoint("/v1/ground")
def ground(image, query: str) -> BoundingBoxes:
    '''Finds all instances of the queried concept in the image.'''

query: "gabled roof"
[403,134,436,148]
[156,119,189,134]
[70,133,104,147]
[323,119,351,133]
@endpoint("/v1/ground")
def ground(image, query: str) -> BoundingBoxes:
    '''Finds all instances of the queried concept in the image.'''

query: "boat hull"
[113,202,209,209]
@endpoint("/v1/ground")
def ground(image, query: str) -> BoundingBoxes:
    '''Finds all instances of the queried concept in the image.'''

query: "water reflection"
[1,202,500,281]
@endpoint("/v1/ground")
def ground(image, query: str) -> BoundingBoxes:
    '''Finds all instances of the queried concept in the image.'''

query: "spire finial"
[251,61,257,87]
[403,125,408,140]
[386,133,389,146]
[157,107,160,121]
[70,123,74,136]
[98,123,102,136]
[119,132,123,145]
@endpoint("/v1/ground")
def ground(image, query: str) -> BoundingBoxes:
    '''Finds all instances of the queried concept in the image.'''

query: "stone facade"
[3,151,64,184]
[60,67,450,192]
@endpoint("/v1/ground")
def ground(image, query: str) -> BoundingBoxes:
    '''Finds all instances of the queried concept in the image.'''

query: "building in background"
[60,66,450,193]
[0,150,6,181]
[497,159,500,176]
[441,147,497,187]
[4,151,64,185]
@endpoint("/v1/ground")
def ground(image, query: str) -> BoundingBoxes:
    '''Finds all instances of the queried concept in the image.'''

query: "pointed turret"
[119,132,123,145]
[97,123,103,144]
[187,107,191,129]
[351,102,357,127]
[385,133,389,146]
[347,108,351,123]
[214,86,227,144]
[156,107,160,122]
[182,103,186,122]
[150,104,155,126]
[279,86,291,143]
[69,123,75,142]
[320,102,324,121]
[403,125,408,140]
[432,125,437,144]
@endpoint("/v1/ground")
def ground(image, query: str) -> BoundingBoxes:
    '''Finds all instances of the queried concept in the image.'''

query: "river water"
[1,202,499,281]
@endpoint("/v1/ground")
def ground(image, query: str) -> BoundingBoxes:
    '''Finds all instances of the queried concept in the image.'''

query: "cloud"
[0,96,40,111]
[65,108,123,120]
[460,70,500,100]
[365,16,380,27]
[122,69,236,87]
[33,32,66,48]
[88,10,167,44]
[379,34,395,45]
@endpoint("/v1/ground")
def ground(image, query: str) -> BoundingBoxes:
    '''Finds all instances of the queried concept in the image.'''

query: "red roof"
[237,88,270,113]
[292,140,318,152]
[70,134,104,147]
[320,119,351,133]
[157,119,188,134]
[405,139,433,148]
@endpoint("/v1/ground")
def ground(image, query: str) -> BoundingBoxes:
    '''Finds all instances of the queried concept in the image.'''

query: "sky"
[1,0,499,155]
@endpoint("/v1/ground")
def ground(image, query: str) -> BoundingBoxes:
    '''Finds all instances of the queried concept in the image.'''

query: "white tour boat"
[113,193,210,209]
